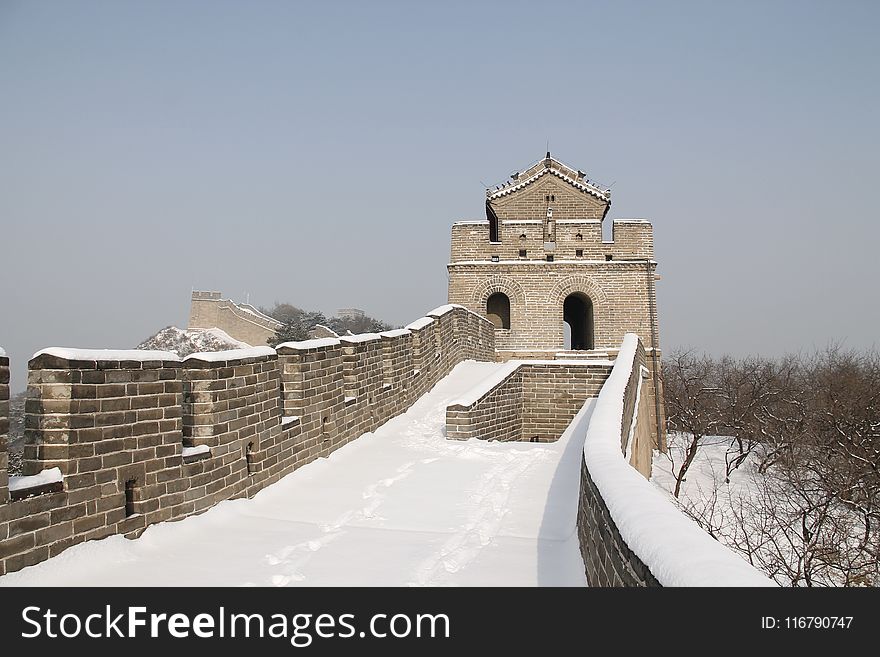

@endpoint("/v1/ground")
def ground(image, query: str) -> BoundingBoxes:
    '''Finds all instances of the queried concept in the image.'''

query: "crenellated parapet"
[0,305,495,576]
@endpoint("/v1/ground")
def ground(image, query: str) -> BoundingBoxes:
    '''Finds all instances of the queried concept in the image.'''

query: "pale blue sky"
[1,0,878,390]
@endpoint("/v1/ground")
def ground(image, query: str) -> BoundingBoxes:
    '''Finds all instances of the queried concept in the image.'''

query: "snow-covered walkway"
[0,361,592,587]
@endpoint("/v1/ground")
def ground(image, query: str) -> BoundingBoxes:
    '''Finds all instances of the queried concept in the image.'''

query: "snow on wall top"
[447,359,614,408]
[184,346,276,362]
[339,333,381,344]
[582,333,775,587]
[426,304,458,317]
[8,467,63,492]
[448,361,520,407]
[276,337,341,350]
[404,317,434,331]
[32,347,180,362]
[237,303,280,325]
[0,346,5,358]
[379,328,411,339]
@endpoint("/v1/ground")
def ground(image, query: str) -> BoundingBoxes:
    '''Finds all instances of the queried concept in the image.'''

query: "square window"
[546,255,554,262]
[491,255,499,262]
[576,249,584,257]
[519,249,526,258]
[605,254,613,261]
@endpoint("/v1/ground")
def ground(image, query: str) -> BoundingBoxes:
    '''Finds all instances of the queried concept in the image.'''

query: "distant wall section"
[188,291,282,347]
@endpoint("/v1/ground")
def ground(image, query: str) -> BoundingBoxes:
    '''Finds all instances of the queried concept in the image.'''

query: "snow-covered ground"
[0,361,591,587]
[651,434,756,510]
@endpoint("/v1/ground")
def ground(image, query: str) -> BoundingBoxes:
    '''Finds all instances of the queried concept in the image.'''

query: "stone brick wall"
[575,334,772,587]
[450,219,652,263]
[0,352,8,506]
[577,463,660,586]
[188,291,281,347]
[448,260,658,353]
[447,366,523,442]
[0,305,494,576]
[577,335,661,586]
[446,362,612,443]
[521,364,612,442]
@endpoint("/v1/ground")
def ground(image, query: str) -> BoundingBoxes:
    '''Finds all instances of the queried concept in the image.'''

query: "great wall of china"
[0,153,773,585]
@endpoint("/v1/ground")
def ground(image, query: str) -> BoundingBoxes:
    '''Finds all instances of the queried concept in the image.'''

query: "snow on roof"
[582,333,775,587]
[614,218,652,224]
[487,158,610,203]
[32,347,180,362]
[380,328,412,339]
[276,337,341,350]
[184,346,276,362]
[452,220,488,226]
[8,467,63,492]
[0,346,5,358]
[404,317,435,331]
[339,333,381,344]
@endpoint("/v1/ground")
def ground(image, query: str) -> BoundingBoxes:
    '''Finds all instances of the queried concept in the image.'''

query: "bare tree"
[663,345,880,586]
[662,350,723,497]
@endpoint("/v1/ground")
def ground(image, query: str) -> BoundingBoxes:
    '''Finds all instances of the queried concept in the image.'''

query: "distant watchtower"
[447,153,664,441]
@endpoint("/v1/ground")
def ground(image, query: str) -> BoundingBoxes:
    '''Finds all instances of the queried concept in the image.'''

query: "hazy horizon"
[2,0,879,392]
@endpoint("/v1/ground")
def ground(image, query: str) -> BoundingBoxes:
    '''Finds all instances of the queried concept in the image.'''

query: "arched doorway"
[563,293,594,350]
[486,292,511,329]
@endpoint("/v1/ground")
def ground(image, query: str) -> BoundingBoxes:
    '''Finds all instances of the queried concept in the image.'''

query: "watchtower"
[447,152,664,443]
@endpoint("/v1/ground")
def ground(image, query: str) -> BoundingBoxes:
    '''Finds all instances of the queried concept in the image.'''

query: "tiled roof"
[487,154,610,203]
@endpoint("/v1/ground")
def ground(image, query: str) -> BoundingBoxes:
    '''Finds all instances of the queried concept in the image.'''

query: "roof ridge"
[487,161,610,203]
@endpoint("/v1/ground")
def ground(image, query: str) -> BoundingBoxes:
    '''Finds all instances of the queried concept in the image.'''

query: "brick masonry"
[0,306,494,576]
[188,291,281,347]
[448,154,666,451]
[577,462,661,587]
[577,336,660,586]
[446,363,612,443]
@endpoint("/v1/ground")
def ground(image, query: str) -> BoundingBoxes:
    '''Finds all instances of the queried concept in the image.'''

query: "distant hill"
[136,326,249,357]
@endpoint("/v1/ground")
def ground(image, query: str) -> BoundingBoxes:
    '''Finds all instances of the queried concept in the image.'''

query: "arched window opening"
[563,293,594,350]
[486,293,511,329]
